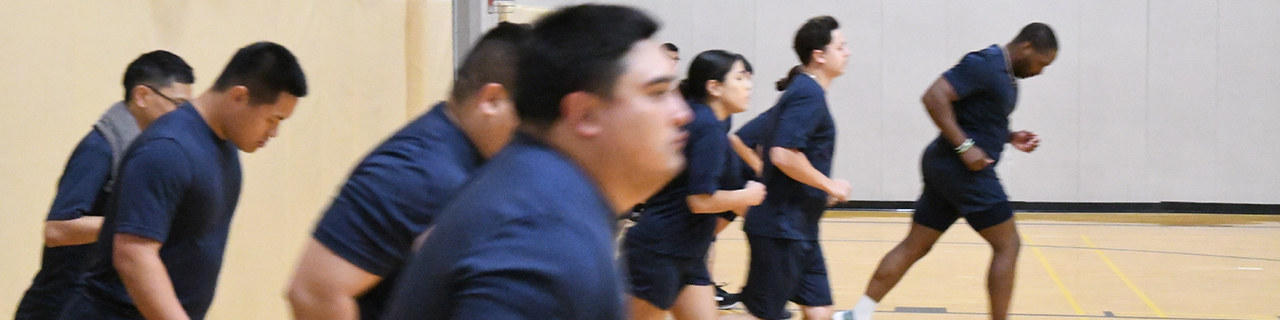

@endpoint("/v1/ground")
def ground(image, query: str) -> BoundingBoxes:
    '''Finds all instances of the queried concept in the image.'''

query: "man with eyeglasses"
[15,50,194,320]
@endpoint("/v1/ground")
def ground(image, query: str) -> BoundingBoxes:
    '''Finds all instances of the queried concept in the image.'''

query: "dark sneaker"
[625,203,645,222]
[715,285,739,310]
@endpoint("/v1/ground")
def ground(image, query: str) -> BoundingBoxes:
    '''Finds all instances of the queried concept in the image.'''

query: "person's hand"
[741,181,767,206]
[1011,131,1040,153]
[825,179,851,202]
[960,146,995,171]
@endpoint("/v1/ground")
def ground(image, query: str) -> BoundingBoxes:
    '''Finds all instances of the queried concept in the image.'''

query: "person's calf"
[802,305,833,320]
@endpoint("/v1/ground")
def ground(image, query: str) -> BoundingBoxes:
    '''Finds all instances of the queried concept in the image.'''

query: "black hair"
[1011,22,1058,53]
[661,43,679,53]
[793,16,839,66]
[122,50,195,103]
[211,41,308,105]
[449,22,531,107]
[516,4,659,129]
[774,65,806,92]
[678,50,752,103]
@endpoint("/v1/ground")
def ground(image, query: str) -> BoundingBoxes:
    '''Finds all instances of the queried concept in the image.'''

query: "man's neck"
[803,65,833,91]
[1002,43,1019,65]
[443,100,500,159]
[538,128,634,214]
[191,92,227,140]
[125,101,152,130]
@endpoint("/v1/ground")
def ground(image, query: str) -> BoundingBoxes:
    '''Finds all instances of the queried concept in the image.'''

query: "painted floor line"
[1023,234,1088,319]
[1082,235,1167,317]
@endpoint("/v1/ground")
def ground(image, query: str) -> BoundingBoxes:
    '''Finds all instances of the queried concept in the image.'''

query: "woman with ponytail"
[622,50,766,320]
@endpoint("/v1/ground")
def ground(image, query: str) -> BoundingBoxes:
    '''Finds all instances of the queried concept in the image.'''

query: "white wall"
[467,0,1280,205]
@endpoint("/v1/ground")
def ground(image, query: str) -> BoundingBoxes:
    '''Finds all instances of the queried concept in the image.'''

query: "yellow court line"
[1080,236,1168,318]
[1022,234,1088,319]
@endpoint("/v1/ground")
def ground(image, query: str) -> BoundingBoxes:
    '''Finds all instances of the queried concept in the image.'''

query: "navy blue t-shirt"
[16,130,113,320]
[735,107,774,150]
[625,102,730,259]
[720,116,754,188]
[927,44,1018,163]
[312,103,482,319]
[384,133,623,320]
[79,104,242,320]
[743,75,837,241]
[733,108,776,182]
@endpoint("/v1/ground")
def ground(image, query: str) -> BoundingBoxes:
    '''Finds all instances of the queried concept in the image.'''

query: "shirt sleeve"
[112,139,192,242]
[683,117,728,196]
[47,131,114,221]
[735,111,770,149]
[771,89,827,150]
[313,142,463,276]
[942,53,993,101]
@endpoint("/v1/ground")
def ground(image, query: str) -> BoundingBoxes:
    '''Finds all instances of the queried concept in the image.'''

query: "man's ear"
[811,49,827,65]
[474,83,509,116]
[130,85,150,108]
[560,91,605,138]
[227,85,251,106]
[1015,41,1036,57]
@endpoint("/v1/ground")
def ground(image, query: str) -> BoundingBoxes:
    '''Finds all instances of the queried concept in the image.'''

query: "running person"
[624,50,765,320]
[59,42,307,320]
[15,50,194,320]
[382,5,690,319]
[729,16,851,320]
[285,22,528,320]
[833,23,1056,320]
[711,65,803,311]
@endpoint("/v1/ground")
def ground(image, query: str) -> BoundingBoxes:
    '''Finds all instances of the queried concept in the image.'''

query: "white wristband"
[955,139,975,154]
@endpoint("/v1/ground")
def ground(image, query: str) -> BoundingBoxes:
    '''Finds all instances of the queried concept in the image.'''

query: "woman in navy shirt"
[623,50,765,320]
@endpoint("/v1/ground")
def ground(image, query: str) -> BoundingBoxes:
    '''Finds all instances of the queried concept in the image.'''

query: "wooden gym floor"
[706,211,1280,320]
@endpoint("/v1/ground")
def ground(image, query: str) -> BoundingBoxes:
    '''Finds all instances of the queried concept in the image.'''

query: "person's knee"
[628,295,668,320]
[989,232,1021,255]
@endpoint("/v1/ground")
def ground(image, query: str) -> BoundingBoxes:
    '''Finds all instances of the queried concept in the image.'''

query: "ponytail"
[775,65,805,91]
[677,78,696,99]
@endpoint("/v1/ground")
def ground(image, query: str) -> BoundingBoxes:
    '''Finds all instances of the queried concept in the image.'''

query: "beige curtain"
[0,1,452,319]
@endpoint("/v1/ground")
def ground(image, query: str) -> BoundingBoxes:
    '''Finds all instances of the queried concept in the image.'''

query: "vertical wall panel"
[1076,0,1150,201]
[1215,0,1280,204]
[1147,0,1220,202]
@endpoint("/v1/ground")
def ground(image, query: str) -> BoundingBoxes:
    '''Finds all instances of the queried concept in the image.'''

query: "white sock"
[853,295,878,320]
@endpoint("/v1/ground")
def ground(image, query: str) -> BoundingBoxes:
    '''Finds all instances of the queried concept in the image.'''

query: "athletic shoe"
[833,310,857,320]
[715,285,739,310]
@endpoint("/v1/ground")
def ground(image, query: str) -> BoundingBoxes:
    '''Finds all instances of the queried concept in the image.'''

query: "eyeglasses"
[144,85,188,106]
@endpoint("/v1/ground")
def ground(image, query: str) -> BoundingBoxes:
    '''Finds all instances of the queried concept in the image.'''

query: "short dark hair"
[1012,22,1058,53]
[793,16,839,66]
[661,43,679,53]
[449,22,531,107]
[122,50,195,103]
[678,50,752,103]
[516,4,659,129]
[211,42,308,105]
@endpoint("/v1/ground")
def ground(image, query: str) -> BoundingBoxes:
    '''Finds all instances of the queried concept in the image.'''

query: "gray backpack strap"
[91,102,141,193]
